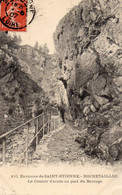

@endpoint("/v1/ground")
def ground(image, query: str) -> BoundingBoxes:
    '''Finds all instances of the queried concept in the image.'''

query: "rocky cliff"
[54,0,122,161]
[13,45,65,106]
[0,46,49,135]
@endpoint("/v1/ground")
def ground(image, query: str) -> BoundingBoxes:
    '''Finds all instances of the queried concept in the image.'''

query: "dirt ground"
[30,122,115,166]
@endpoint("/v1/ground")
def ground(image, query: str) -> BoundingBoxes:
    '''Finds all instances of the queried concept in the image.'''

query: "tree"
[0,32,21,49]
[12,35,22,44]
[0,32,8,46]
[42,43,49,54]
[17,35,22,44]
[34,41,39,50]
[39,45,42,52]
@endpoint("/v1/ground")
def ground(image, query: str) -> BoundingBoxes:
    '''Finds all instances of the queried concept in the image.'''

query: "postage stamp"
[0,0,35,31]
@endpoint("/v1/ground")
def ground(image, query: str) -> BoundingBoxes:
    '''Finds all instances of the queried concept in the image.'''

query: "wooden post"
[36,118,39,150]
[50,112,52,131]
[26,123,29,166]
[2,138,6,165]
[58,111,60,125]
[43,115,45,136]
[48,114,50,133]
[53,117,56,130]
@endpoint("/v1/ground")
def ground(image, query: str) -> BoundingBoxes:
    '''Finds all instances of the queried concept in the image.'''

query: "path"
[30,122,89,166]
[30,121,122,167]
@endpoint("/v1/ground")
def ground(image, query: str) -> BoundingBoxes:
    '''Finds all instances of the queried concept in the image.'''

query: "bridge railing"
[0,111,61,166]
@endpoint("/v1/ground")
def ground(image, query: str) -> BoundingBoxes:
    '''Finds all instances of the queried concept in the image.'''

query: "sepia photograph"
[0,0,122,194]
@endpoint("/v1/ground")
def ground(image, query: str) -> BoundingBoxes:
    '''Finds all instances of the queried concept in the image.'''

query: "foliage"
[34,41,49,54]
[34,41,39,50]
[0,32,22,49]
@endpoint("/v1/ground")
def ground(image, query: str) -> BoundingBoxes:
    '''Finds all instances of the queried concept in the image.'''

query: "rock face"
[54,0,122,161]
[0,47,49,135]
[14,45,66,107]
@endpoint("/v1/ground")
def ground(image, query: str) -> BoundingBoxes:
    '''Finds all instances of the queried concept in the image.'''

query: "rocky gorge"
[0,0,122,164]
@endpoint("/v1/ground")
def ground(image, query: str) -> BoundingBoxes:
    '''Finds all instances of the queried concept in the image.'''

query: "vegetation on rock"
[0,32,52,135]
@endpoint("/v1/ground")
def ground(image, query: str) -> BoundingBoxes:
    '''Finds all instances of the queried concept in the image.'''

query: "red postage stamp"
[0,0,27,31]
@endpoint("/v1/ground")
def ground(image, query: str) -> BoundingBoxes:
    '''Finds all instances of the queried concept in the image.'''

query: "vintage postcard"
[0,0,122,194]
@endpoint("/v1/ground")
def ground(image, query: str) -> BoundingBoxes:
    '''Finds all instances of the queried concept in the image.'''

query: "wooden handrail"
[22,121,49,156]
[0,112,47,140]
[0,111,60,165]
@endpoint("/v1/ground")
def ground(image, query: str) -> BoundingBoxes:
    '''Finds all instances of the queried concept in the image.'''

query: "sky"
[11,0,81,53]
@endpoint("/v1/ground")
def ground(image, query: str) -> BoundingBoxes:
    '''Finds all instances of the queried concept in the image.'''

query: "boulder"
[75,137,86,148]
[83,106,90,116]
[91,76,107,95]
[94,95,109,105]
[90,104,97,112]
